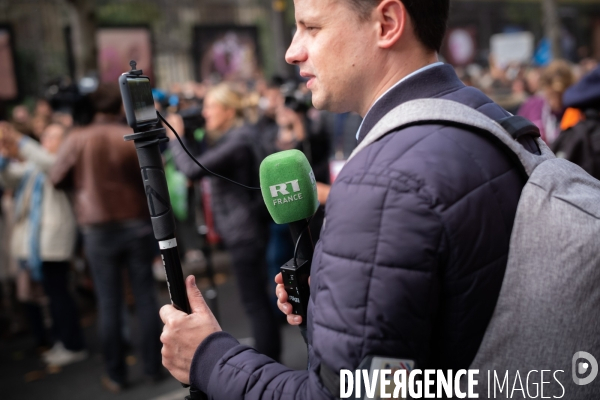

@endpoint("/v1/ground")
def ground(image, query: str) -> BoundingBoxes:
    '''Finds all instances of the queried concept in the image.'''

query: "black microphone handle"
[280,218,314,329]
[288,219,314,262]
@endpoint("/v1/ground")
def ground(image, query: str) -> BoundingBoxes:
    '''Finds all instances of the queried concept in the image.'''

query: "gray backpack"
[349,99,600,399]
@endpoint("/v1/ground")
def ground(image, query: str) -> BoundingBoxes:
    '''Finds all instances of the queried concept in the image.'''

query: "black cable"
[293,215,315,267]
[158,111,261,191]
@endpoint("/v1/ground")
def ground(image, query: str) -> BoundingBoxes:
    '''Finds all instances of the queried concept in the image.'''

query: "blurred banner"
[194,26,260,82]
[97,27,153,83]
[0,27,18,100]
[491,32,535,68]
[443,27,477,66]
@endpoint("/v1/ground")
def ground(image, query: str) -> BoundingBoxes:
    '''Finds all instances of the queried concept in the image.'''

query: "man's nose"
[285,33,306,65]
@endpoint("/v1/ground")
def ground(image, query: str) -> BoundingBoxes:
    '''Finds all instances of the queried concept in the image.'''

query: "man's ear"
[375,0,407,49]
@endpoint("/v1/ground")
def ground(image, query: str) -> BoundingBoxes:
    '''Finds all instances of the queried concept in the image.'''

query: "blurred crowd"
[1,55,600,393]
[458,57,598,141]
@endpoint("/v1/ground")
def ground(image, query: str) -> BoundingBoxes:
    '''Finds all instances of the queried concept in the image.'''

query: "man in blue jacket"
[159,0,526,398]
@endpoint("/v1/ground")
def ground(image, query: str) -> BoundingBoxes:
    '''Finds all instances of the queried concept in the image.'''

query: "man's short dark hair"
[344,0,449,53]
[90,83,123,115]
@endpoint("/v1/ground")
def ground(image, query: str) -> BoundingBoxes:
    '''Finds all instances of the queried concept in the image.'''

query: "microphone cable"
[158,111,261,191]
[160,110,313,267]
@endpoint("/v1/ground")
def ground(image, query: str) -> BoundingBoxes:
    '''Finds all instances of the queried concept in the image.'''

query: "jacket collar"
[356,63,465,144]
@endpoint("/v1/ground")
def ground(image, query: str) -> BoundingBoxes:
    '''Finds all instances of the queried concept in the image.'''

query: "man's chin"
[310,92,334,112]
[310,99,327,111]
[312,95,350,114]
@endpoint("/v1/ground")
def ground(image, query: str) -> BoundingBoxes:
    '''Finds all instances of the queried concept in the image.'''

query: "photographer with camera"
[159,1,529,398]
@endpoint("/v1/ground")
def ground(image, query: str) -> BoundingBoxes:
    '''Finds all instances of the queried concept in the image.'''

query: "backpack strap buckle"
[497,115,541,141]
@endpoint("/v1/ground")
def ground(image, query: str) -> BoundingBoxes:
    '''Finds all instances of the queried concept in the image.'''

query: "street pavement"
[0,252,307,400]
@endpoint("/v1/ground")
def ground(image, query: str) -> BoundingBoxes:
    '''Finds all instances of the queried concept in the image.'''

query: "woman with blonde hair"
[168,83,281,361]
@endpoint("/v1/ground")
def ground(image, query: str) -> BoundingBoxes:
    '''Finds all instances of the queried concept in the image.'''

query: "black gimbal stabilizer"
[119,61,205,400]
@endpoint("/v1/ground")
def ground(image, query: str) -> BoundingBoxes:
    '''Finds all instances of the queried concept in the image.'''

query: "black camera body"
[119,63,159,131]
[282,82,312,113]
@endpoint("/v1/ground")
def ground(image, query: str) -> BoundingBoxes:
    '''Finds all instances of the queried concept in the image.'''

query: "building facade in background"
[447,0,600,66]
[0,0,275,102]
[0,0,599,105]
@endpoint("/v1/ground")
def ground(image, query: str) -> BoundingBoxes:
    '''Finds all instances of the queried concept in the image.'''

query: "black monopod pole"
[124,127,207,400]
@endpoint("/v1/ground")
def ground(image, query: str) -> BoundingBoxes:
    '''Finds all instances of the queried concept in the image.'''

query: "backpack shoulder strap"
[348,99,555,177]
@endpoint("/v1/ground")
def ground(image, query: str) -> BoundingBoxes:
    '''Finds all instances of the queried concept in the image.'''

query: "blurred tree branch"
[543,0,562,60]
[65,0,97,81]
[265,0,292,79]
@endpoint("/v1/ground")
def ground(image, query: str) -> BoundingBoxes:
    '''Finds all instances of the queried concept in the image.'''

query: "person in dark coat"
[159,1,527,398]
[167,83,281,361]
[562,64,600,111]
[552,65,600,179]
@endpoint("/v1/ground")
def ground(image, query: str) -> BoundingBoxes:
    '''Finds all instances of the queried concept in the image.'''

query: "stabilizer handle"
[121,62,205,400]
[125,129,191,316]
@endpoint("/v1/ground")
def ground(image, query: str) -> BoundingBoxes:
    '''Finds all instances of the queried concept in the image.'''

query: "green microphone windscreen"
[260,149,319,224]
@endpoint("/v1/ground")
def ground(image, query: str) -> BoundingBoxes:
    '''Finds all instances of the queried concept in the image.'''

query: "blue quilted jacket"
[189,64,525,399]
